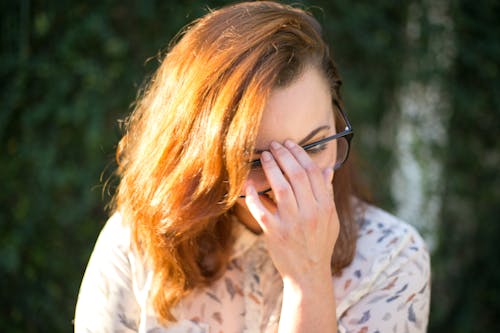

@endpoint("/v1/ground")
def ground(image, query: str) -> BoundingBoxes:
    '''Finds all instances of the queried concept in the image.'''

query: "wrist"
[279,269,337,333]
[282,267,333,298]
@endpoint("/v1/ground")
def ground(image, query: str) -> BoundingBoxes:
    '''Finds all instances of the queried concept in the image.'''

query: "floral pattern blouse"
[74,204,430,332]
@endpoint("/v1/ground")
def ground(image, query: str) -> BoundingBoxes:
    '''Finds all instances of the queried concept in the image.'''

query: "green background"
[1,0,499,331]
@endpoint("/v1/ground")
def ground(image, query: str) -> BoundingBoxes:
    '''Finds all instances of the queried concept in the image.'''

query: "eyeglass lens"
[246,134,349,195]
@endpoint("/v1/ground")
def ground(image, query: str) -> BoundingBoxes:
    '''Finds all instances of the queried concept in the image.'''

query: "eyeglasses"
[239,102,353,198]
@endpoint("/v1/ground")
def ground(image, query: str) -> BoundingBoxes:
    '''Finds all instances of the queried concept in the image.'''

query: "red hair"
[113,1,362,323]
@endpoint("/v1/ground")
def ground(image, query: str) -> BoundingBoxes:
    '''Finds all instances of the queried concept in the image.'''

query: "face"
[234,66,338,233]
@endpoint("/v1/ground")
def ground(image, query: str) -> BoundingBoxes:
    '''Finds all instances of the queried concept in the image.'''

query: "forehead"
[255,66,334,149]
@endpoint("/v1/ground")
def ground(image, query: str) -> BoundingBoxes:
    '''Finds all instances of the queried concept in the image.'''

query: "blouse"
[74,203,430,332]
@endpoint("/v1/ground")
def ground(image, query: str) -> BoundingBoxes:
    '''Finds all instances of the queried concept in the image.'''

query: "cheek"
[234,191,277,215]
[245,169,270,193]
[233,198,247,216]
[311,146,337,170]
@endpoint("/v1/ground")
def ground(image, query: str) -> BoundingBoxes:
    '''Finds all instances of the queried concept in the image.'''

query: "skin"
[234,66,340,333]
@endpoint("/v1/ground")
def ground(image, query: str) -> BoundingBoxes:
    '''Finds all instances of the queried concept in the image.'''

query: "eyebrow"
[254,125,331,154]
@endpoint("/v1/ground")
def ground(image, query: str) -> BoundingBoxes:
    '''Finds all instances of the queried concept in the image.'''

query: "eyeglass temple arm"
[333,99,353,130]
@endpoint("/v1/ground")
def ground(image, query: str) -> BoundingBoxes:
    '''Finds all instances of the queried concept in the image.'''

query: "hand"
[244,139,340,285]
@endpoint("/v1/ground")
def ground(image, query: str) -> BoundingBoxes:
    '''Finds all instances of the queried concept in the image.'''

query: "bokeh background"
[1,0,499,331]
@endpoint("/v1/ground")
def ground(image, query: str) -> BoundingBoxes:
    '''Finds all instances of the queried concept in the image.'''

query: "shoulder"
[334,204,431,331]
[77,212,134,291]
[74,212,141,332]
[356,204,428,260]
[334,203,431,321]
[354,203,430,283]
[83,212,135,272]
[96,212,131,247]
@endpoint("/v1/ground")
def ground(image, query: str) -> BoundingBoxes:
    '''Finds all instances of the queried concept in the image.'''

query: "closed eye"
[250,159,262,169]
[305,141,328,154]
[250,138,327,168]
[249,125,331,169]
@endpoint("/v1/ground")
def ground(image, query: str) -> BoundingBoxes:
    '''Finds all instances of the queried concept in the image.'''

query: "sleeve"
[337,225,431,333]
[74,214,140,333]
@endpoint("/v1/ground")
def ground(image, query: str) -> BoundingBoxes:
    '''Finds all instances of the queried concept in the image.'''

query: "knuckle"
[301,208,317,223]
[257,211,268,223]
[275,184,290,197]
[290,168,307,180]
[304,162,319,174]
[292,144,308,155]
[274,148,288,159]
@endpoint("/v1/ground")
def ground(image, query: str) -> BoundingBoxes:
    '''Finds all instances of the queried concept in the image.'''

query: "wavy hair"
[113,1,362,323]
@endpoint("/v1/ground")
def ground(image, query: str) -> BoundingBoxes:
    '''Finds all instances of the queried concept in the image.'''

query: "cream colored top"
[75,204,430,332]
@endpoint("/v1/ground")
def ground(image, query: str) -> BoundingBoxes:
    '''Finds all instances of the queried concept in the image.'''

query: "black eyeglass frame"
[240,101,354,198]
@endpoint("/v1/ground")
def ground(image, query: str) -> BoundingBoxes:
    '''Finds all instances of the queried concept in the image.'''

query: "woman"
[75,2,430,332]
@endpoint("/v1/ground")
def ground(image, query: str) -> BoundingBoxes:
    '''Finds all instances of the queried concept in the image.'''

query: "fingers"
[282,140,333,205]
[244,183,274,233]
[246,140,335,232]
[260,147,301,212]
[263,142,314,208]
[265,140,332,209]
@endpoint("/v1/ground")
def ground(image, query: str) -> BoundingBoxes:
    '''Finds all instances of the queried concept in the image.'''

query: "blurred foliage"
[430,1,500,332]
[0,0,498,332]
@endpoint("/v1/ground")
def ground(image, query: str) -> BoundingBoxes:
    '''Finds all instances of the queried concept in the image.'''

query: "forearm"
[278,271,337,333]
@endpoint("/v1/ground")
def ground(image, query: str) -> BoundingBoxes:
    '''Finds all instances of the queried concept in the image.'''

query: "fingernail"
[284,140,295,149]
[270,141,281,150]
[245,183,255,195]
[261,151,272,162]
